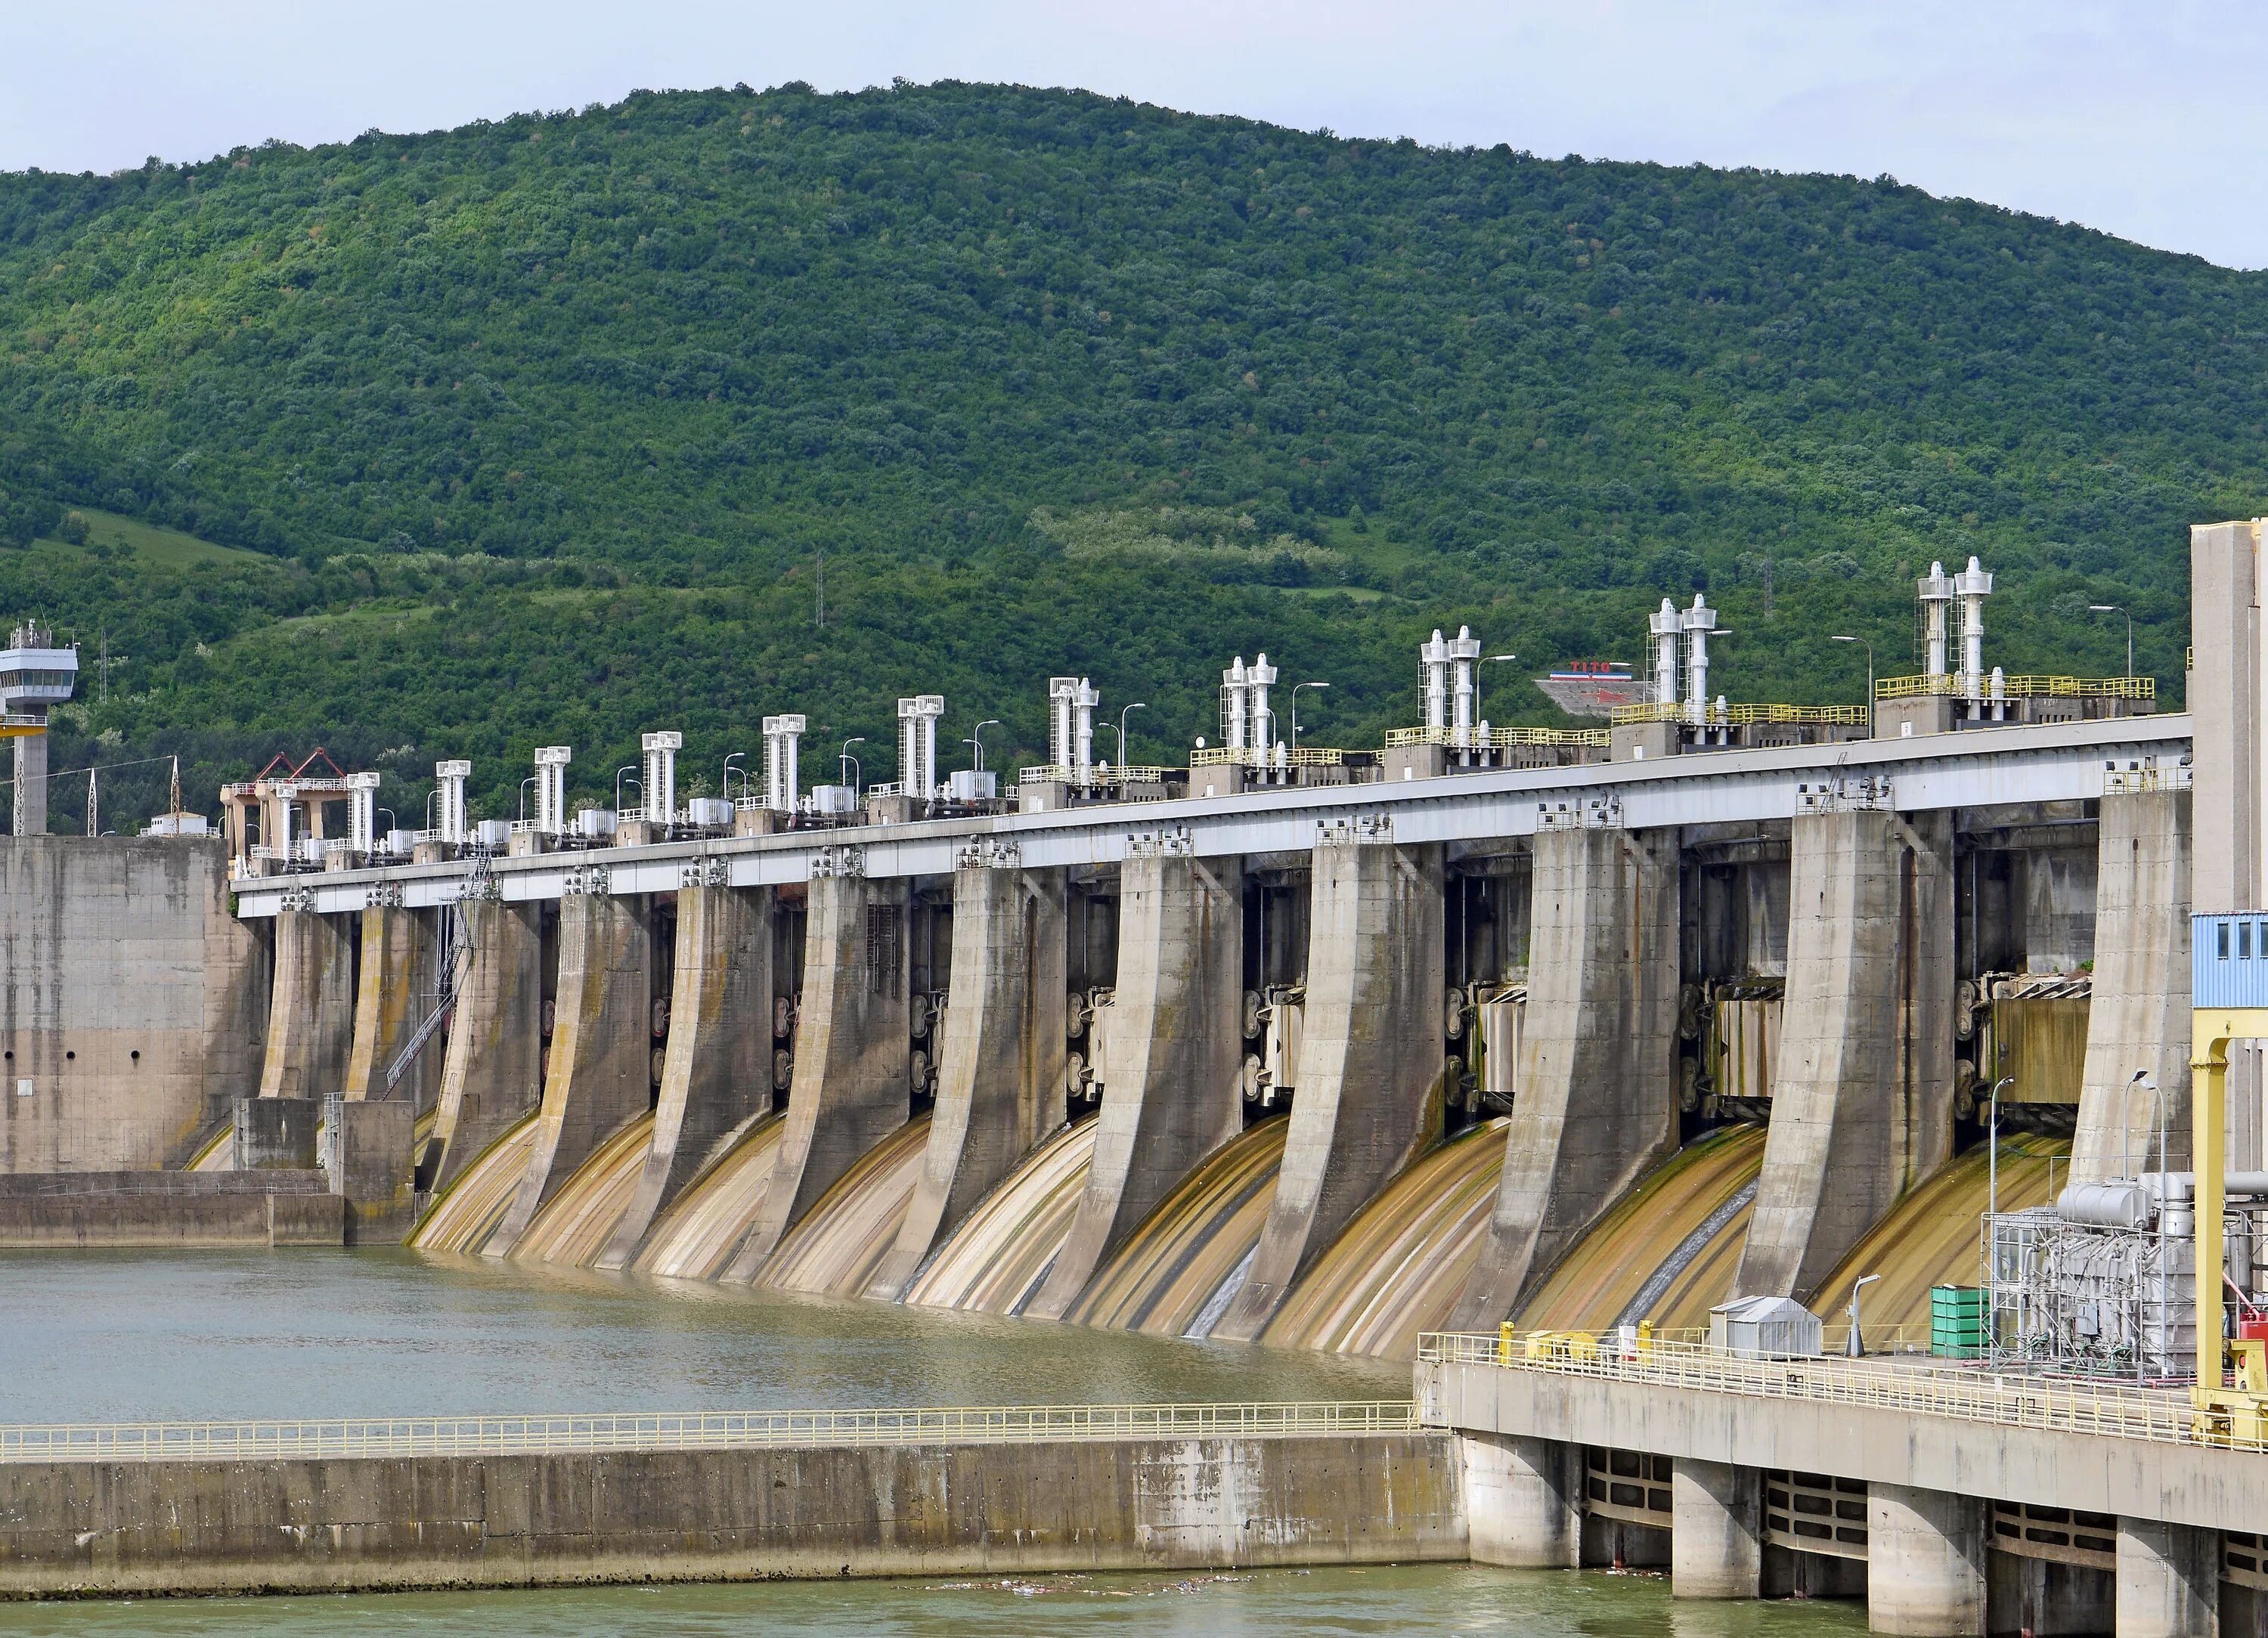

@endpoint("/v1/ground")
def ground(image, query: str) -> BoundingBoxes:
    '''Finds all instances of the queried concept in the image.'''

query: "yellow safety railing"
[1418,1330,2263,1454]
[1384,725,1610,749]
[1191,745,1346,768]
[1018,764,1173,785]
[1608,701,1870,728]
[0,1400,1421,1464]
[1875,673,2155,701]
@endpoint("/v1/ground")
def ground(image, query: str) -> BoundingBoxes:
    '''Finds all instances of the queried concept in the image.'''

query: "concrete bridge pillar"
[486,890,651,1258]
[2115,1518,2220,1638]
[727,870,909,1282]
[339,905,435,1108]
[1672,1458,1762,1599]
[599,884,773,1271]
[1737,808,1954,1301]
[1867,1484,1987,1636]
[1029,852,1244,1321]
[425,899,544,1194]
[1213,832,1443,1342]
[870,860,1066,1299]
[256,909,355,1101]
[1450,826,1679,1328]
[2073,789,2192,1182]
[1458,1432,1580,1567]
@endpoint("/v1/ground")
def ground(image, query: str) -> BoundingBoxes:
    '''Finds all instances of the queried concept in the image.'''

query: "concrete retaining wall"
[0,838,266,1172]
[0,1432,1461,1599]
[0,1171,341,1247]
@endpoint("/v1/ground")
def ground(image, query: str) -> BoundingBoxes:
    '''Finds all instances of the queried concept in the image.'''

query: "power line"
[0,754,185,791]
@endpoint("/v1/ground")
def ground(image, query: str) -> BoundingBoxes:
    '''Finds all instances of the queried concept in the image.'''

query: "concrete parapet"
[256,909,354,1101]
[487,891,652,1258]
[600,884,772,1270]
[1458,1432,1579,1567]
[339,906,435,1109]
[232,1095,318,1169]
[1672,1458,1761,1599]
[1737,809,1954,1301]
[1867,1484,1987,1636]
[870,862,1066,1299]
[2115,1518,2220,1638]
[1030,853,1244,1321]
[329,1096,415,1244]
[2073,790,2193,1182]
[727,872,909,1281]
[0,1432,1461,1597]
[1451,827,1679,1328]
[425,900,543,1194]
[1213,835,1445,1341]
[0,1171,339,1247]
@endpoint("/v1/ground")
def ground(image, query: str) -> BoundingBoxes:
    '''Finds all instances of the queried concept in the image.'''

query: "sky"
[1,2,2262,268]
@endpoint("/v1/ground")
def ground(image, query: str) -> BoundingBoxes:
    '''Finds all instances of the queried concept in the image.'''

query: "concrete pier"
[425,900,544,1194]
[486,890,651,1258]
[1867,1485,1986,1637]
[870,861,1065,1299]
[330,1097,416,1243]
[1030,853,1244,1320]
[728,871,909,1281]
[1458,1432,1580,1568]
[339,905,435,1108]
[1213,834,1445,1341]
[2115,1519,2220,1638]
[256,909,354,1101]
[1737,809,1954,1301]
[1451,827,1679,1327]
[2073,789,2194,1181]
[600,884,772,1270]
[232,1095,318,1169]
[0,1426,1458,1598]
[1672,1458,1762,1599]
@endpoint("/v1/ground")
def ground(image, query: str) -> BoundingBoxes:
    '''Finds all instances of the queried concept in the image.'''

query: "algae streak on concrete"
[0,1433,1461,1598]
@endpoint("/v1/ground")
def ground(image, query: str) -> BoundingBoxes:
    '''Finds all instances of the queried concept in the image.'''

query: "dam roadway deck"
[231,714,2188,916]
[0,1400,1460,1599]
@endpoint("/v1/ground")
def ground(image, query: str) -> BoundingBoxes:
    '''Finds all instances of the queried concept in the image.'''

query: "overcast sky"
[2,2,2260,268]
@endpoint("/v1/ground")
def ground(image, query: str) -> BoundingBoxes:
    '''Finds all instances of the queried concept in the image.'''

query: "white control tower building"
[0,624,76,836]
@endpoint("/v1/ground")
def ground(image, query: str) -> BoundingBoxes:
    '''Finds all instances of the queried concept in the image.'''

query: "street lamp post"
[1476,653,1518,731]
[1119,702,1148,769]
[968,720,1001,775]
[723,752,747,804]
[2089,605,2133,679]
[1830,635,1874,736]
[1290,682,1329,751]
[615,766,639,817]
[839,737,864,793]
[1845,1272,1882,1358]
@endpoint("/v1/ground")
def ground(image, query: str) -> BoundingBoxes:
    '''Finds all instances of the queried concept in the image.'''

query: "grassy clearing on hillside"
[31,508,270,571]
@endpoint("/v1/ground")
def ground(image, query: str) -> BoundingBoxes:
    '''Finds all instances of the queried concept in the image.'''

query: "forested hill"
[0,79,2255,825]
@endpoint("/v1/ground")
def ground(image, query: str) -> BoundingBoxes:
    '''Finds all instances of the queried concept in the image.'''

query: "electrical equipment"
[435,760,471,845]
[345,771,380,854]
[533,746,572,836]
[641,731,681,825]
[763,715,804,813]
[897,695,943,799]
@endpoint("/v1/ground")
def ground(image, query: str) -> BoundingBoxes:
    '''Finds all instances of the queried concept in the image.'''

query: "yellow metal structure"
[2190,1007,2268,1439]
[1608,701,1869,727]
[1384,724,1609,749]
[1876,673,2155,701]
[0,715,43,738]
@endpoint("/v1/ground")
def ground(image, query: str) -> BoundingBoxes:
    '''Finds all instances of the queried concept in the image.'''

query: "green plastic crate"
[1929,1284,1986,1358]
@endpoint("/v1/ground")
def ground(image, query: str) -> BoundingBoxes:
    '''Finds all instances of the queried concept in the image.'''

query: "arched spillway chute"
[185,1123,235,1172]
[505,1110,657,1267]
[633,1113,787,1281]
[903,1116,1097,1316]
[758,1116,933,1298]
[1260,1117,1507,1358]
[1515,1124,1768,1334]
[409,1111,542,1256]
[1806,1132,2068,1341]
[1067,1117,1289,1337]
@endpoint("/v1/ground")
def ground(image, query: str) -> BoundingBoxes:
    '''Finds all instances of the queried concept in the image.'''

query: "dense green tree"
[0,80,2245,826]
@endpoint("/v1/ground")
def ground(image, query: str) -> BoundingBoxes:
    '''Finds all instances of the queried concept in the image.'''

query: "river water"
[0,1250,1867,1635]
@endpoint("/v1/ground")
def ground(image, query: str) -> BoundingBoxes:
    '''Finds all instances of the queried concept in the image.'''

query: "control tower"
[0,624,77,835]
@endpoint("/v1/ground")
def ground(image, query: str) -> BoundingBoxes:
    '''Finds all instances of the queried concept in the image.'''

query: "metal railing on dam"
[0,1398,1421,1463]
[1420,1330,2261,1453]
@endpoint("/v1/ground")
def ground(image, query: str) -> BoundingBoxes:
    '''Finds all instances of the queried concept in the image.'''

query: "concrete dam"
[0,551,2193,1357]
